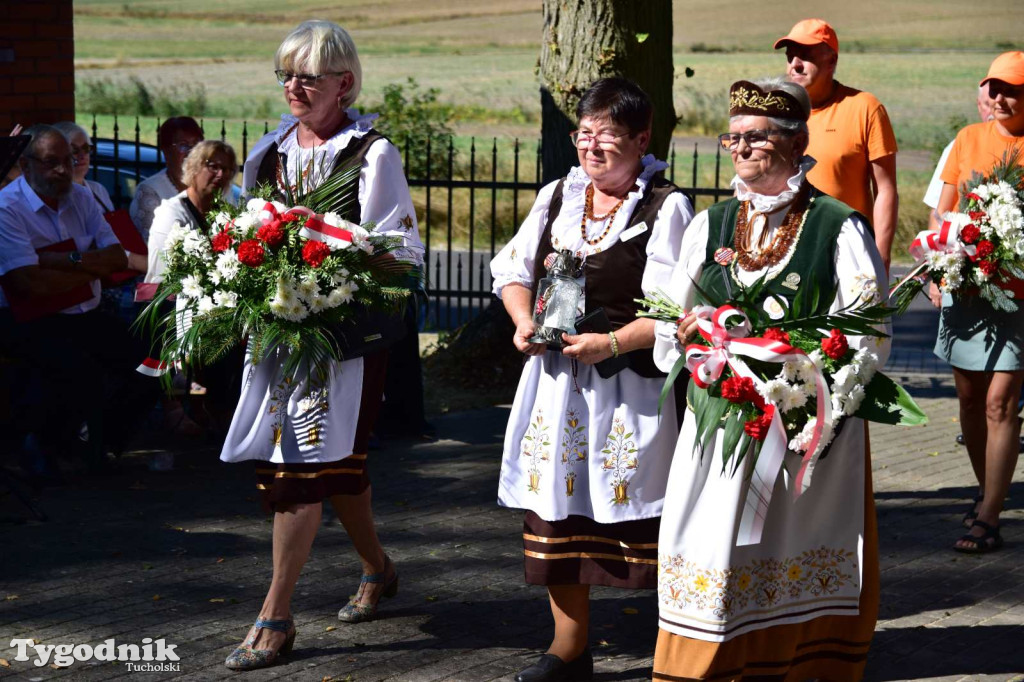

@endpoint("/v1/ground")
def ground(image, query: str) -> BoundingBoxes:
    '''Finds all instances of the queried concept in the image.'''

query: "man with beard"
[0,125,158,476]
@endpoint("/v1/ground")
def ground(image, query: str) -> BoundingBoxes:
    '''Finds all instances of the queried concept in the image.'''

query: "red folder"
[3,239,94,322]
[102,209,147,287]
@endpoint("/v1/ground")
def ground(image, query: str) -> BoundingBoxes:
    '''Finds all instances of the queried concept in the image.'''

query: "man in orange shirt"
[775,19,899,269]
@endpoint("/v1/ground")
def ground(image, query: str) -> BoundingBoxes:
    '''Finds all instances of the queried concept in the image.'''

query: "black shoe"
[515,649,593,682]
[955,433,965,446]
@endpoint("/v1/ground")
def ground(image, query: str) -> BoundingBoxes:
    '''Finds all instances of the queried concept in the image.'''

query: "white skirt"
[220,345,364,465]
[657,412,866,642]
[497,351,678,524]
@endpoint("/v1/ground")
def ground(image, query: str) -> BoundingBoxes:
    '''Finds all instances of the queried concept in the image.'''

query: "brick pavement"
[1,373,1023,681]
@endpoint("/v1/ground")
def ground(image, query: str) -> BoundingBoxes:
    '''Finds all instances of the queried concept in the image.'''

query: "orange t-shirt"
[805,82,898,222]
[940,120,1024,202]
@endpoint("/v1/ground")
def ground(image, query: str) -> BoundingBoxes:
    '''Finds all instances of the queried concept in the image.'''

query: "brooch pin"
[713,247,736,265]
[781,272,801,290]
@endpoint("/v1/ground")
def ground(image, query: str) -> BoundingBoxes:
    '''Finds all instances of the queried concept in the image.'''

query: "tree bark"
[539,0,675,183]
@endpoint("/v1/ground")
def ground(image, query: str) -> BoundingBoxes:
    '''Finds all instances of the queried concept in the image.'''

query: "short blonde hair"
[275,20,362,109]
[182,140,238,188]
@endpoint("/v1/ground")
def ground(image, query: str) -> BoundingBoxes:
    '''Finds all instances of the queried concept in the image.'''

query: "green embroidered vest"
[697,188,859,314]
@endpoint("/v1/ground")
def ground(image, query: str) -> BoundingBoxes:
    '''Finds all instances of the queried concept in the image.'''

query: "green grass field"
[71,0,1022,258]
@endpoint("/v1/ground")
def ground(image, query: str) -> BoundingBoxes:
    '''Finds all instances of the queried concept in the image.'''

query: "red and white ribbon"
[136,357,168,377]
[298,216,353,250]
[908,215,976,262]
[683,304,833,545]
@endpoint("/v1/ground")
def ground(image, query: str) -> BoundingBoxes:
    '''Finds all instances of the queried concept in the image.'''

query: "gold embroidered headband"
[729,81,806,121]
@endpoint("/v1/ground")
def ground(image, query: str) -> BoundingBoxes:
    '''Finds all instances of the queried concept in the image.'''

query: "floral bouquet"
[139,166,416,384]
[895,149,1024,313]
[639,277,925,544]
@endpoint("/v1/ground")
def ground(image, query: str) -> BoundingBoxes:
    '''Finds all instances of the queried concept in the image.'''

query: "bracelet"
[608,331,619,358]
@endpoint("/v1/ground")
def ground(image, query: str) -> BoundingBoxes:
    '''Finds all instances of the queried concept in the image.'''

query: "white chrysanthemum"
[214,290,238,308]
[215,250,240,281]
[331,268,351,285]
[854,349,879,382]
[233,212,260,231]
[273,277,298,305]
[759,379,788,404]
[831,394,846,415]
[246,198,268,213]
[287,302,307,321]
[807,350,825,373]
[297,275,320,300]
[212,211,231,228]
[799,381,817,398]
[796,357,818,383]
[831,364,858,395]
[307,293,327,313]
[321,211,360,230]
[180,274,204,300]
[779,360,801,382]
[845,384,867,416]
[350,226,374,254]
[164,222,188,250]
[196,296,216,316]
[780,386,808,413]
[788,417,836,453]
[269,299,289,318]
[181,230,208,257]
[331,280,360,305]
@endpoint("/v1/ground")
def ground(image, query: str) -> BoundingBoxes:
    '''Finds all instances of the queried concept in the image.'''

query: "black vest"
[531,175,681,378]
[254,128,386,223]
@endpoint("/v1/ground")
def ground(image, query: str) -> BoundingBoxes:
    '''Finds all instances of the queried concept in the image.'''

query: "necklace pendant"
[714,247,736,265]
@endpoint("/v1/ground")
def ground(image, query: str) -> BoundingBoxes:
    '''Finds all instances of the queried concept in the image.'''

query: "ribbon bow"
[259,202,354,250]
[909,215,976,262]
[683,304,834,545]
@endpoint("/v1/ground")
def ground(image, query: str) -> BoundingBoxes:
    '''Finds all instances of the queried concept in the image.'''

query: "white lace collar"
[274,108,380,155]
[562,154,668,199]
[731,157,817,213]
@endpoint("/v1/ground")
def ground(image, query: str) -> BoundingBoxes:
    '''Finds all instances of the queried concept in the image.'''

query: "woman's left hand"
[561,332,613,365]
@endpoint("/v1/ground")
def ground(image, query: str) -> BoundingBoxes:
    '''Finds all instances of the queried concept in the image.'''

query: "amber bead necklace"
[580,183,627,246]
[732,184,810,272]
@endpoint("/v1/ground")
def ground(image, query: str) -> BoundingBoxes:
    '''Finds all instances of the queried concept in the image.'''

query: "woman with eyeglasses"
[489,77,693,682]
[52,122,114,213]
[649,77,889,681]
[221,20,423,672]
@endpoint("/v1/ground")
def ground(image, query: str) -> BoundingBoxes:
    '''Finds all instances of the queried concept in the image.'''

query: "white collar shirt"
[0,176,122,312]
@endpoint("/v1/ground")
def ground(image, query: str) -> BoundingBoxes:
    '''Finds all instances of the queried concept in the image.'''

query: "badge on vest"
[619,222,648,242]
[781,272,801,290]
[713,247,736,265]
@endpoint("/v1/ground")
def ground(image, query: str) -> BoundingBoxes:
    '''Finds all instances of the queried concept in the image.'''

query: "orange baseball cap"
[774,19,839,54]
[980,51,1024,86]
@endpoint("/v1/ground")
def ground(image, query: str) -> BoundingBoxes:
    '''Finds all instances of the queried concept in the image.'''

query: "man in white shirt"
[923,85,995,216]
[129,116,203,243]
[0,125,158,473]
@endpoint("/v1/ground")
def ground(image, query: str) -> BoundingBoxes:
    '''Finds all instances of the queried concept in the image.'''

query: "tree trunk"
[539,0,675,183]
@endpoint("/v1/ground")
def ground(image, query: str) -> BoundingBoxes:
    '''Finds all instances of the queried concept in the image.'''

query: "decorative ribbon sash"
[683,304,834,545]
[909,217,976,262]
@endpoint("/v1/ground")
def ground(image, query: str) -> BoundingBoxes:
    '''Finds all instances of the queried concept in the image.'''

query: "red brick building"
[0,0,75,131]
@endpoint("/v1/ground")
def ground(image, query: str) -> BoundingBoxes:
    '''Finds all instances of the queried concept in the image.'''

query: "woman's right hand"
[928,281,943,308]
[675,312,699,347]
[513,318,546,355]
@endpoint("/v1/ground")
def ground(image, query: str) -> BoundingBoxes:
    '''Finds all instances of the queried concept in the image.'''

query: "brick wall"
[0,0,75,131]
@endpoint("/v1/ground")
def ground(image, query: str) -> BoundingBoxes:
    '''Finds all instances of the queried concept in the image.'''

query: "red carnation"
[237,239,265,267]
[743,412,773,441]
[821,328,849,360]
[302,239,331,268]
[975,240,995,259]
[210,230,234,253]
[763,327,791,344]
[257,220,287,248]
[978,259,999,277]
[721,376,758,404]
[969,210,986,222]
[965,192,982,203]
[960,224,981,244]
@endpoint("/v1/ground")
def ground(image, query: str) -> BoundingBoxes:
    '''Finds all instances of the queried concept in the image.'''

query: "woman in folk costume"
[222,20,423,670]
[490,77,693,682]
[651,77,890,680]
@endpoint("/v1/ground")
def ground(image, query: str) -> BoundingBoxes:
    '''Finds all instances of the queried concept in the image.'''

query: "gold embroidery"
[729,85,796,114]
[398,214,414,231]
[520,410,551,493]
[601,418,638,505]
[560,409,587,497]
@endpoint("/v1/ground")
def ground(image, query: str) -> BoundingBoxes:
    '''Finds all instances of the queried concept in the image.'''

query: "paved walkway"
[1,370,1022,681]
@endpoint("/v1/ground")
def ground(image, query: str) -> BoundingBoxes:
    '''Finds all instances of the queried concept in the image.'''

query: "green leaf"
[854,374,928,426]
[635,32,650,43]
[658,354,688,416]
[720,408,746,473]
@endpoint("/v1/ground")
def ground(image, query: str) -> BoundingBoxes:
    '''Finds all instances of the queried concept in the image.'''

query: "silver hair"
[52,121,91,145]
[275,20,362,110]
[23,124,67,156]
[730,76,810,135]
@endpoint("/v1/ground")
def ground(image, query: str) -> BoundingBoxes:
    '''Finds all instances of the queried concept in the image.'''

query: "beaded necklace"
[732,184,810,272]
[580,183,627,246]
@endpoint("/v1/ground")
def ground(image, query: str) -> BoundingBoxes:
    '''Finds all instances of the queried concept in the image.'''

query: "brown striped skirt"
[254,351,388,512]
[523,511,660,589]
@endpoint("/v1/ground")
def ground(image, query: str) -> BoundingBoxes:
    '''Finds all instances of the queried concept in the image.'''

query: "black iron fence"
[85,115,733,330]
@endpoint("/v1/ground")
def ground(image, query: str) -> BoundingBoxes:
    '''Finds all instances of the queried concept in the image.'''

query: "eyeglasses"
[275,70,346,87]
[203,160,231,175]
[25,155,75,170]
[717,129,794,151]
[569,130,629,149]
[172,142,197,155]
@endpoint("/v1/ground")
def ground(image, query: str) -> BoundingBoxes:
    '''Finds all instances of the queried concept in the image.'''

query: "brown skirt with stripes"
[651,425,879,681]
[523,511,660,589]
[254,351,388,512]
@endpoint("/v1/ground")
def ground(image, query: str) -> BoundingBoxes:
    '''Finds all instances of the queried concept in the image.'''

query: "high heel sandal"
[337,555,398,623]
[224,617,295,670]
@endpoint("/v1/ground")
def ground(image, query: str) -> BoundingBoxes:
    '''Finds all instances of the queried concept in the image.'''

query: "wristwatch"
[68,250,83,267]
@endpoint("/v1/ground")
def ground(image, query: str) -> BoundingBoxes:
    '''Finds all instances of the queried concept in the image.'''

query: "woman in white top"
[222,20,423,671]
[491,78,692,682]
[651,78,889,682]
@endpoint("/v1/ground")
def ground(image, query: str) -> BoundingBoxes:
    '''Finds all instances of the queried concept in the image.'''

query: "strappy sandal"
[224,616,296,670]
[961,494,984,529]
[337,555,398,623]
[955,519,1003,554]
